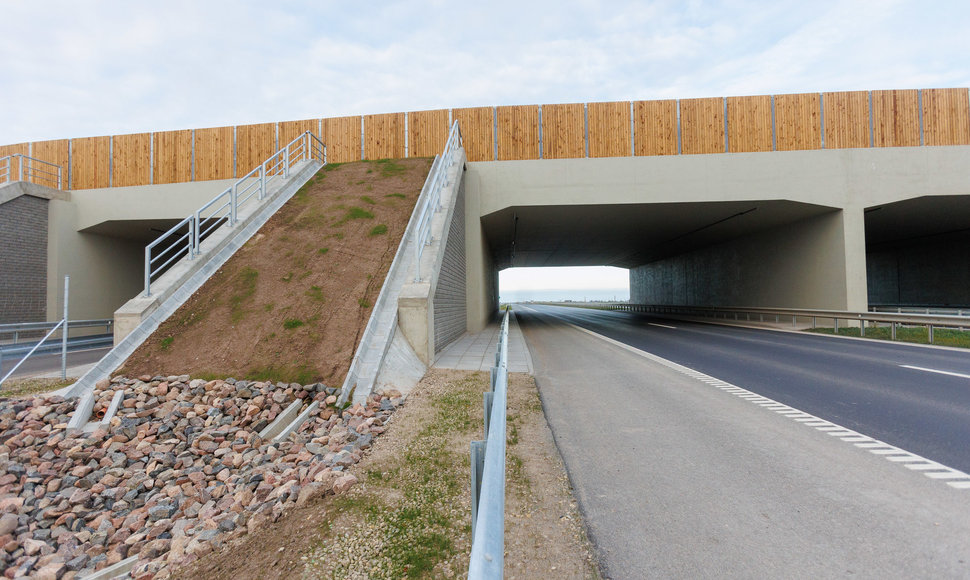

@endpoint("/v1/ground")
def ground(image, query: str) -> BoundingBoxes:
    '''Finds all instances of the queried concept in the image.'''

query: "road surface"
[515,304,970,579]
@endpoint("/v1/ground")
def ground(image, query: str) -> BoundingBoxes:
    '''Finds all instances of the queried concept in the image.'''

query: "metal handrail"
[414,121,463,282]
[606,303,970,343]
[0,154,63,189]
[144,131,326,296]
[468,309,509,579]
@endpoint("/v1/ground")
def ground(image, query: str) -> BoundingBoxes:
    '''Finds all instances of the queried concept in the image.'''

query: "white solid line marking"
[899,364,970,380]
[648,322,677,329]
[564,321,970,491]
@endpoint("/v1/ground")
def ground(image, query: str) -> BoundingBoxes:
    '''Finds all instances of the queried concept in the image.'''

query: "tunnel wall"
[47,199,144,321]
[867,231,970,307]
[630,211,853,309]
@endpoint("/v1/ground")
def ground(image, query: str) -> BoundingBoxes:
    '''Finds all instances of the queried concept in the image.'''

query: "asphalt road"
[1,347,109,380]
[515,304,970,579]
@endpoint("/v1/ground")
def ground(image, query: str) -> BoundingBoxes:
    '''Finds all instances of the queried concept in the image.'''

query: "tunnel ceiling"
[81,219,183,243]
[865,195,970,249]
[481,200,837,270]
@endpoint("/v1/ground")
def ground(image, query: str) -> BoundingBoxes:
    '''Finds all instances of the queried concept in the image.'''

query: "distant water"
[500,288,629,303]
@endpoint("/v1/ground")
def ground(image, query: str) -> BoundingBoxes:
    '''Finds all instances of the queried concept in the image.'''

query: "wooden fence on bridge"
[1,88,968,190]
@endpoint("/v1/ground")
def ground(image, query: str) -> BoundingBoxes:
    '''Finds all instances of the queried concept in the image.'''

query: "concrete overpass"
[462,145,970,333]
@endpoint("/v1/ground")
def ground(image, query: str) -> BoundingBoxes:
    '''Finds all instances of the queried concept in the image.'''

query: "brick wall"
[0,195,48,323]
[433,179,467,354]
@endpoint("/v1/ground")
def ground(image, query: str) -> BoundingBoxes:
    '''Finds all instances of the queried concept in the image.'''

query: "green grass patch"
[369,224,388,236]
[305,285,325,302]
[360,195,376,205]
[806,325,970,348]
[385,193,406,199]
[334,206,374,225]
[0,377,76,398]
[317,247,329,255]
[283,318,305,330]
[322,162,343,172]
[245,364,315,384]
[281,272,294,283]
[263,303,274,312]
[358,298,371,308]
[373,158,407,178]
[229,267,259,323]
[160,336,174,351]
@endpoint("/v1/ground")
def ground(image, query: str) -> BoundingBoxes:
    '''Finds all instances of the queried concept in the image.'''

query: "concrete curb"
[273,401,319,443]
[259,399,303,440]
[78,555,137,580]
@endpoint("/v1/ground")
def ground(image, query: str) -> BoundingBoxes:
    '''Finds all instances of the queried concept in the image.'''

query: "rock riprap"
[0,375,402,579]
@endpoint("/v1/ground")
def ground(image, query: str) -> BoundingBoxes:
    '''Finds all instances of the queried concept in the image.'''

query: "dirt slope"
[118,158,431,387]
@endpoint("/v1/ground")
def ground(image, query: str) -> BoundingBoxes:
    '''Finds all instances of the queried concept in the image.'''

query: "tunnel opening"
[499,266,629,304]
[865,195,970,310]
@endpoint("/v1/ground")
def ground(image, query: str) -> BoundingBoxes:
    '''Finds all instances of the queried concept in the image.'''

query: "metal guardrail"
[871,306,969,317]
[468,309,509,579]
[413,120,462,282]
[144,131,326,296]
[606,303,970,344]
[0,277,73,386]
[0,154,63,189]
[0,319,112,345]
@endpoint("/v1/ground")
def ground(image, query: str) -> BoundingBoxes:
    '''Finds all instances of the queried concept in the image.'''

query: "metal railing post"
[18,156,23,182]
[230,183,238,226]
[188,218,196,260]
[61,276,69,380]
[259,165,266,200]
[144,246,152,297]
[283,147,290,179]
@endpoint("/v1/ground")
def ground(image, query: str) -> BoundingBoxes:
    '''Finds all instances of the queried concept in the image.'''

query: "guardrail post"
[483,392,494,436]
[469,440,486,539]
[860,319,866,337]
[61,276,69,380]
[891,322,896,341]
[928,325,934,344]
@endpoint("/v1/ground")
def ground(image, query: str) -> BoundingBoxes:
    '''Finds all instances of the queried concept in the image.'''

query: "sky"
[2,0,968,295]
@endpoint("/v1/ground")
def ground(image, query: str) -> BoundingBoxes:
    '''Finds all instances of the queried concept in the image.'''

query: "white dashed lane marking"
[568,322,970,491]
[648,322,677,329]
[899,364,970,380]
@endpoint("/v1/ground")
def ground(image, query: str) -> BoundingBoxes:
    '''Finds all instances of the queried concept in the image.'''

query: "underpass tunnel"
[476,199,851,324]
[865,195,970,309]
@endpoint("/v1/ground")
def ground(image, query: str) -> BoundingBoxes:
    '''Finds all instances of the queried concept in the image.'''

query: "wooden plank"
[872,89,919,147]
[152,130,192,185]
[0,143,29,181]
[496,105,540,161]
[823,91,870,149]
[922,88,970,146]
[588,101,631,158]
[321,116,361,163]
[279,119,318,148]
[541,103,585,159]
[408,109,449,158]
[236,122,277,175]
[774,93,821,151]
[363,112,405,160]
[633,100,677,156]
[111,132,151,187]
[29,139,69,187]
[70,136,110,190]
[680,97,724,155]
[726,95,772,153]
[452,107,494,162]
[194,126,234,181]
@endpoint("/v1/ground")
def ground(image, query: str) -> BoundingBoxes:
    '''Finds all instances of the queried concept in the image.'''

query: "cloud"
[0,0,967,144]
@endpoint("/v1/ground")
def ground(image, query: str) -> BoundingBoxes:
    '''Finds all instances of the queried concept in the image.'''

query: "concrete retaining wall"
[0,195,48,322]
[433,179,467,354]
[868,230,970,306]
